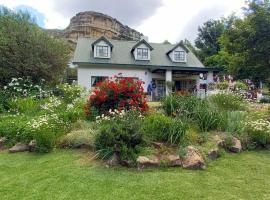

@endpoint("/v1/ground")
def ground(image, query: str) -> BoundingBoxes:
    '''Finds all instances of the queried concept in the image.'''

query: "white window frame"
[95,45,109,58]
[136,48,149,60]
[173,50,186,62]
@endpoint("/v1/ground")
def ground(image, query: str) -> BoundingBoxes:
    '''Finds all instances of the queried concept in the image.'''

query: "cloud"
[52,0,163,27]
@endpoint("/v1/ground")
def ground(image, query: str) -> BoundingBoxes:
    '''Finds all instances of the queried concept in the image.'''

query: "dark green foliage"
[142,114,188,144]
[94,111,144,164]
[0,7,70,86]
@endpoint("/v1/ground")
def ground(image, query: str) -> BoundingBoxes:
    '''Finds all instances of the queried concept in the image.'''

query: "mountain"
[46,11,143,47]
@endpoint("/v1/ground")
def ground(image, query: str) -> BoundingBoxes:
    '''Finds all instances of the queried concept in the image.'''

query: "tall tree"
[220,0,270,81]
[195,19,226,66]
[0,7,70,86]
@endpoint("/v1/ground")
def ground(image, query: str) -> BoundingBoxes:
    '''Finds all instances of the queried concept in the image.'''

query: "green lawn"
[0,150,270,200]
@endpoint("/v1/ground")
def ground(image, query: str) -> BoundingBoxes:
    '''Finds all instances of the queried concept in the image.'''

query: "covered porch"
[149,67,219,101]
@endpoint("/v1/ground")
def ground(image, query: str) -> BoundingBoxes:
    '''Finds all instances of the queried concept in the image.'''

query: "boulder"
[137,156,160,169]
[182,146,206,170]
[28,140,37,152]
[9,143,29,153]
[228,137,242,153]
[213,135,225,148]
[208,148,220,160]
[166,155,182,167]
[0,137,7,149]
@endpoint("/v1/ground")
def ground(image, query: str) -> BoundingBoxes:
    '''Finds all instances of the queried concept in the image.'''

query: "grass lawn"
[0,150,270,200]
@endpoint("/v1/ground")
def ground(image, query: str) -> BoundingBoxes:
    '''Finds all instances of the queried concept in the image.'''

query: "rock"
[166,155,182,167]
[208,148,220,160]
[213,135,225,148]
[47,11,142,46]
[28,140,37,152]
[137,156,160,169]
[9,143,29,153]
[0,137,7,149]
[106,152,120,166]
[182,146,206,170]
[228,137,242,153]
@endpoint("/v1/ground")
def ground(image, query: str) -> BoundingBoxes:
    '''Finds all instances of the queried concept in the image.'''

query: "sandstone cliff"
[47,11,143,45]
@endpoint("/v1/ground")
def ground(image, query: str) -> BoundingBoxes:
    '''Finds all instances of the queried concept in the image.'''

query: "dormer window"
[92,36,113,59]
[131,39,154,61]
[167,41,189,63]
[174,50,186,62]
[96,45,109,57]
[137,48,149,60]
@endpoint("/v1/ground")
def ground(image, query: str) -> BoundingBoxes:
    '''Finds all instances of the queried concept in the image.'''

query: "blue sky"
[0,0,246,43]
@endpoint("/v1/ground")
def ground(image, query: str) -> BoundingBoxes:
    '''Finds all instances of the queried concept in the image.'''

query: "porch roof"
[74,62,221,72]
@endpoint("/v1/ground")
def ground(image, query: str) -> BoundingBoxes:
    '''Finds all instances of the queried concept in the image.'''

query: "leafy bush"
[260,96,270,103]
[161,95,201,117]
[224,111,246,134]
[194,101,223,132]
[209,92,246,111]
[53,83,84,104]
[85,76,148,119]
[142,114,188,144]
[3,77,50,99]
[245,119,270,146]
[235,81,248,90]
[94,111,144,164]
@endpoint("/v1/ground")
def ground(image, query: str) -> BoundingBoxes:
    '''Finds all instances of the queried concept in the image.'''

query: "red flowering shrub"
[85,76,148,119]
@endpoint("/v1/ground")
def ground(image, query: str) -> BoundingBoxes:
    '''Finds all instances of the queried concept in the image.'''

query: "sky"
[0,0,246,43]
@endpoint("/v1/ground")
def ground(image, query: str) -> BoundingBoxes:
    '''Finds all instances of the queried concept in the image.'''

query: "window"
[91,76,108,87]
[96,45,109,57]
[174,51,186,62]
[137,48,149,60]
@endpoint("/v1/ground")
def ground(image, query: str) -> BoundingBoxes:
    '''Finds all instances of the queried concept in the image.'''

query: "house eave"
[72,61,222,72]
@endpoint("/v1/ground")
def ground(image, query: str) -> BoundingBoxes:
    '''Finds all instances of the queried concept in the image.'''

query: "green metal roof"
[73,37,205,68]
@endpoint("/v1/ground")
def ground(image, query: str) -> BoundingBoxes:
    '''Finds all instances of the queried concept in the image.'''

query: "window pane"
[91,76,108,86]
[174,51,185,61]
[96,46,109,57]
[137,48,149,59]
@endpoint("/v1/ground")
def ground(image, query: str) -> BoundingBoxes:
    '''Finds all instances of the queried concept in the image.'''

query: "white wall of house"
[78,66,152,91]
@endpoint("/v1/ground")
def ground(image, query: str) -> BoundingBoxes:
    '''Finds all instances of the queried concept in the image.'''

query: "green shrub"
[161,95,201,117]
[94,111,144,164]
[142,114,188,144]
[53,84,84,104]
[58,129,95,149]
[245,119,270,146]
[0,115,30,143]
[209,92,246,111]
[194,101,223,132]
[235,81,248,90]
[219,111,246,134]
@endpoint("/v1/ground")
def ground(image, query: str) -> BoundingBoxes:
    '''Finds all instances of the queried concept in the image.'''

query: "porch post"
[165,70,172,95]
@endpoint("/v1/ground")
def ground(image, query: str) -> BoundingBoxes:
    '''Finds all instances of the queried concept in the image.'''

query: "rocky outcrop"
[46,11,142,45]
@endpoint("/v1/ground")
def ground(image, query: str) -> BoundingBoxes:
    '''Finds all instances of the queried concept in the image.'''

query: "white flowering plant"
[245,119,270,146]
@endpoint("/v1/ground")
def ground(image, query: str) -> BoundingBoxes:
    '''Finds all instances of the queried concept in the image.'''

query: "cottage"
[73,36,218,100]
